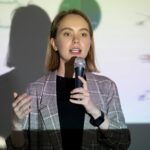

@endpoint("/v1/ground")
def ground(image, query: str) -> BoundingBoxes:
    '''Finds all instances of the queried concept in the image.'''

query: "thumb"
[13,92,18,99]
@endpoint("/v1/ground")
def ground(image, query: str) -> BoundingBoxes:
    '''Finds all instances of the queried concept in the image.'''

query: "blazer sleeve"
[97,80,131,150]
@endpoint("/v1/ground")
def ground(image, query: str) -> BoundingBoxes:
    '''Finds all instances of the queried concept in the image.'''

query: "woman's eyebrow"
[58,27,89,33]
[58,27,72,33]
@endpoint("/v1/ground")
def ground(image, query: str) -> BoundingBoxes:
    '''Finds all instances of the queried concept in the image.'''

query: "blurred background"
[0,0,150,149]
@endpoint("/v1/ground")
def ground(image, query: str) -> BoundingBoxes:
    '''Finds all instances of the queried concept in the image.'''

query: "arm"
[97,81,131,150]
[70,76,131,149]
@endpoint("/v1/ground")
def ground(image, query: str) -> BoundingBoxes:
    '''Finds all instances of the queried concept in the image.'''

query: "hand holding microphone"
[70,57,101,118]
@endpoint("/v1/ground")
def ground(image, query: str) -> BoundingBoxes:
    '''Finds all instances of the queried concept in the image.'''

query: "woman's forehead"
[58,14,89,29]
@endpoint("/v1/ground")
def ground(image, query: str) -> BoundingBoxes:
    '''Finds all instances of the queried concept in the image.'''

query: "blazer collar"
[39,71,98,125]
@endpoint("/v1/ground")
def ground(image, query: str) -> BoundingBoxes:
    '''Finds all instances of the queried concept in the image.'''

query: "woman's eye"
[81,32,88,37]
[63,32,71,37]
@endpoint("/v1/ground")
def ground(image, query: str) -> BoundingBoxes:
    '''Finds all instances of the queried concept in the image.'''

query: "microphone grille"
[74,57,86,68]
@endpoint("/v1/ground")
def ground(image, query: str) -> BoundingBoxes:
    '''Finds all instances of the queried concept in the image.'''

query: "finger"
[14,99,32,119]
[13,93,27,106]
[70,93,84,100]
[20,107,32,118]
[14,96,32,113]
[78,76,88,90]
[19,98,32,113]
[70,89,89,98]
[13,92,18,99]
[13,93,29,107]
[17,108,31,119]
[70,99,83,104]
[70,87,83,94]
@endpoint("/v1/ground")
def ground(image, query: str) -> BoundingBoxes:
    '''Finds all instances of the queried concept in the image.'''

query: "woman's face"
[51,14,92,66]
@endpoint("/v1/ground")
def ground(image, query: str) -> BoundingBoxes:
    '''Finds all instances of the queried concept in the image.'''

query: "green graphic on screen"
[58,0,101,30]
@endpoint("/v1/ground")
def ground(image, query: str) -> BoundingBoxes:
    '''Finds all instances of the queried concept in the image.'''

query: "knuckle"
[14,107,19,112]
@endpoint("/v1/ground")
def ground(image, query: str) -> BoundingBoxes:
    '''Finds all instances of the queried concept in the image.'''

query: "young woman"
[7,9,130,150]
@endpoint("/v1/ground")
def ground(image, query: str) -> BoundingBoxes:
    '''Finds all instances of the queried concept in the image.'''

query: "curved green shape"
[58,0,101,30]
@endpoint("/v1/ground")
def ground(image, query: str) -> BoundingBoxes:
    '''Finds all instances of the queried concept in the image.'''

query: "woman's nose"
[73,35,79,43]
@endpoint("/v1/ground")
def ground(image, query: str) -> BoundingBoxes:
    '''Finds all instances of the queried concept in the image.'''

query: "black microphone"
[74,57,86,88]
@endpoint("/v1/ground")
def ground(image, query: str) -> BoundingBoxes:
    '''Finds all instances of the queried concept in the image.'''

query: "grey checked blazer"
[7,71,130,150]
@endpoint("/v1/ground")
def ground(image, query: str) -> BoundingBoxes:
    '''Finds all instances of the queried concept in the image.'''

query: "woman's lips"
[69,48,81,55]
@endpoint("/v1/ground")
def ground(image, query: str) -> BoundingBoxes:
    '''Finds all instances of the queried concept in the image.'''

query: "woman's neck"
[57,67,65,77]
[57,65,75,78]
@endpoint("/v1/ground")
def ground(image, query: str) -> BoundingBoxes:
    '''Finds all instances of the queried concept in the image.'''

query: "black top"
[56,75,85,150]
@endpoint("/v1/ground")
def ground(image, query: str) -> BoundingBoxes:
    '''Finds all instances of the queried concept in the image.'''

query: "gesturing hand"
[12,92,32,130]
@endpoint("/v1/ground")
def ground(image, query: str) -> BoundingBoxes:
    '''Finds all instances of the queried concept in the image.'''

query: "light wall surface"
[0,0,150,150]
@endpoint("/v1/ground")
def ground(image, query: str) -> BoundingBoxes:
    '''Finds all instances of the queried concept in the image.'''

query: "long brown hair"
[45,9,99,72]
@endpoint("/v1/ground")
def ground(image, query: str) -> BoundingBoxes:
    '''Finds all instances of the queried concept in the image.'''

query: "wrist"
[12,119,23,131]
[90,110,105,127]
[89,109,101,119]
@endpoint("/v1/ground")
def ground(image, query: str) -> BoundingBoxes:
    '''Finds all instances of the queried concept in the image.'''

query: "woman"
[7,9,130,150]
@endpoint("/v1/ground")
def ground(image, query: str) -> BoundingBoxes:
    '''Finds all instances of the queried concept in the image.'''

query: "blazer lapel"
[38,71,62,149]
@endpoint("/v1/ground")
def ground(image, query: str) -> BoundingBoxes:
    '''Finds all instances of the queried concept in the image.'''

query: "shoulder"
[26,72,55,94]
[86,72,118,93]
[86,72,116,85]
[28,74,48,87]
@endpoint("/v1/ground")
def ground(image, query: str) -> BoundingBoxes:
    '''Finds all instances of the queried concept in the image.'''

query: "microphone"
[74,57,86,88]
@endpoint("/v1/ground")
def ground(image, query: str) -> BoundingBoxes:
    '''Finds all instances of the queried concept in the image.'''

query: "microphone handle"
[75,67,85,88]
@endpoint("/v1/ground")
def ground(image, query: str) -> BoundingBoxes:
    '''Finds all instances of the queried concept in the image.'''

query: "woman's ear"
[50,38,58,51]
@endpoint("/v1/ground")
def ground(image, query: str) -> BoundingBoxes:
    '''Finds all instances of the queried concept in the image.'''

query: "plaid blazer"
[7,71,130,150]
